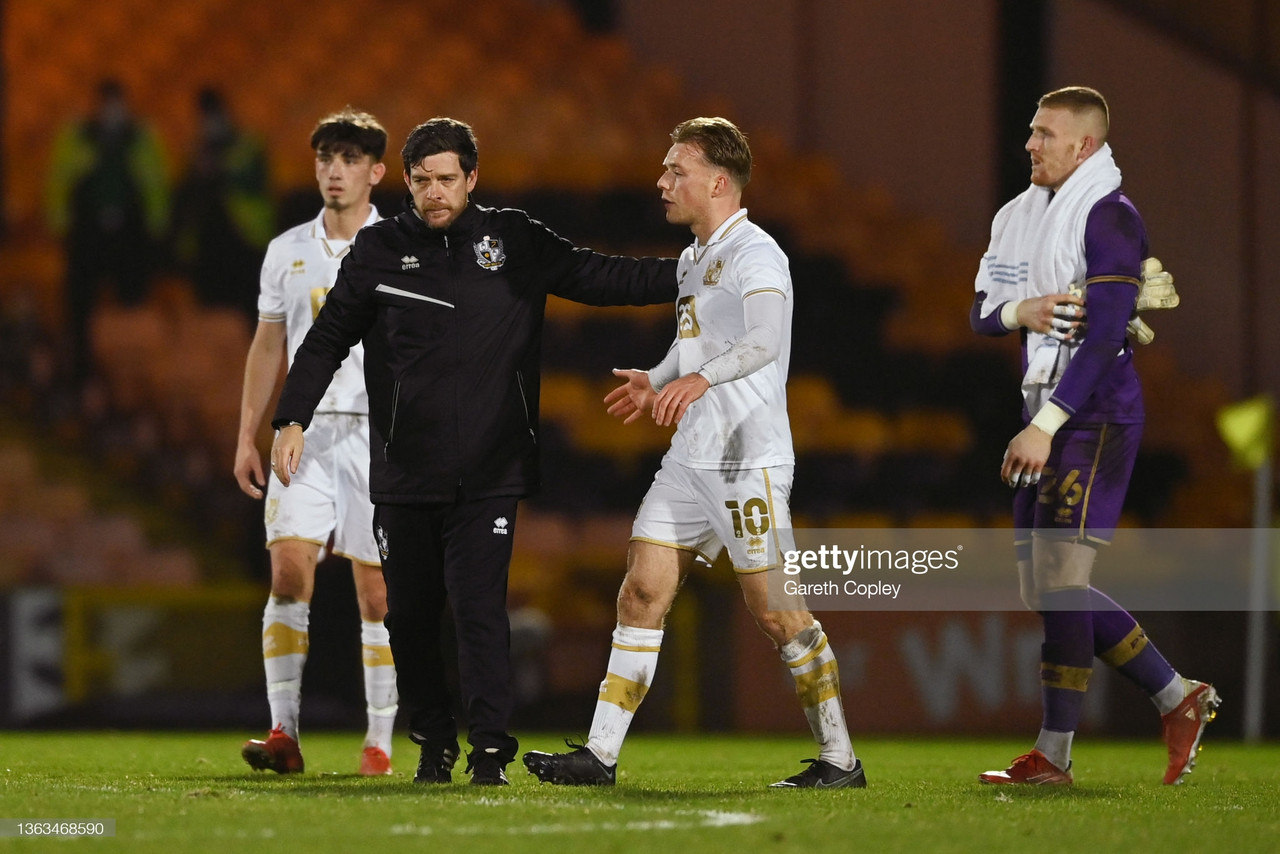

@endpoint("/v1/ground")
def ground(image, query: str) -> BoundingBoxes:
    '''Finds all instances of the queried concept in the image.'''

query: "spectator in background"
[46,78,169,385]
[170,87,273,322]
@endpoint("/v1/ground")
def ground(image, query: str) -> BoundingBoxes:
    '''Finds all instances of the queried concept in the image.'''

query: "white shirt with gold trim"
[665,209,794,470]
[257,206,379,414]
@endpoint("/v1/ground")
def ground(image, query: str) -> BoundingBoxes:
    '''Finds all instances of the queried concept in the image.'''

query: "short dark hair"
[671,117,752,188]
[401,117,478,175]
[311,107,388,161]
[1039,86,1110,138]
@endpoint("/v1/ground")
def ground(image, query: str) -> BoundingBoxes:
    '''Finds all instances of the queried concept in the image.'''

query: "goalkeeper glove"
[1126,257,1179,344]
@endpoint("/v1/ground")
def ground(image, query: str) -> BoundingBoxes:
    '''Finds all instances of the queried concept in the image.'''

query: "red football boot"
[979,749,1072,785]
[242,725,305,774]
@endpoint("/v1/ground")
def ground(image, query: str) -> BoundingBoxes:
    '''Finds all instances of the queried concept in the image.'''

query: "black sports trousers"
[373,496,520,762]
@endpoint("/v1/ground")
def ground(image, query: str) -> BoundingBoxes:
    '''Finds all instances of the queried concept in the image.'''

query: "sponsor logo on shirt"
[677,296,700,338]
[474,237,506,270]
[401,255,419,270]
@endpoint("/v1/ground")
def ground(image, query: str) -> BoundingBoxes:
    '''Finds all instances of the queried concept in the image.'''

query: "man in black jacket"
[270,117,677,786]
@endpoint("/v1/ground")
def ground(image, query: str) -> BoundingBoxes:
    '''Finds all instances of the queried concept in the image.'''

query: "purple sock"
[1039,588,1093,733]
[1090,586,1176,696]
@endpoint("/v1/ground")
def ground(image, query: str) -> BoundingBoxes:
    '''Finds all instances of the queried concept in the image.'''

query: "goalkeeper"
[970,86,1216,787]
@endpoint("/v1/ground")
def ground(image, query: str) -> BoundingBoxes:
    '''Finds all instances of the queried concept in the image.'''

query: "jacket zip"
[384,380,401,461]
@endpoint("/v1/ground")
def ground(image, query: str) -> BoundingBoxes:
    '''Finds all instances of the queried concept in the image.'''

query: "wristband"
[999,300,1022,332]
[1029,402,1071,437]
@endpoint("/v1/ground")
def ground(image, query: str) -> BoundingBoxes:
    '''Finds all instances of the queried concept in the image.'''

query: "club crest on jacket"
[473,236,506,270]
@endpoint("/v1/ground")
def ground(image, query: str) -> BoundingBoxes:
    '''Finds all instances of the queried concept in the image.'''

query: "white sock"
[262,597,309,740]
[585,623,663,766]
[1151,673,1187,716]
[1033,729,1073,770]
[780,621,855,771]
[361,620,398,754]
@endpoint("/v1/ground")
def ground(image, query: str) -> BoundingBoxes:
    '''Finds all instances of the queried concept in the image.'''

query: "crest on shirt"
[677,296,700,339]
[473,236,506,270]
[702,259,724,287]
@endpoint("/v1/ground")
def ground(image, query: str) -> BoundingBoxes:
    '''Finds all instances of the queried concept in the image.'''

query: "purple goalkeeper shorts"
[1013,421,1142,545]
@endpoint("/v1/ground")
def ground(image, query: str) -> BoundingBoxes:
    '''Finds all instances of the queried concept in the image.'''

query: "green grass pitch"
[1,732,1277,853]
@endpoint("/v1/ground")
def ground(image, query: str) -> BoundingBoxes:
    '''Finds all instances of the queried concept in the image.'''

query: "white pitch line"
[389,809,763,837]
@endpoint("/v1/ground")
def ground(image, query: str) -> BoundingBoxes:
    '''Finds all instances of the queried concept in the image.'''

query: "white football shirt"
[257,206,379,414]
[666,209,794,470]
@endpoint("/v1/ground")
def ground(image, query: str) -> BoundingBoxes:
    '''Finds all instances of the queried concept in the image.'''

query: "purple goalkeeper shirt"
[971,189,1146,425]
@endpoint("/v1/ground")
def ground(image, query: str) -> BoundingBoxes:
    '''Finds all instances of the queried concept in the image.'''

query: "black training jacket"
[273,199,678,503]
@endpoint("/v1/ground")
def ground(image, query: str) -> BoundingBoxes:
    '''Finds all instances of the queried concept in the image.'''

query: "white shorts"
[264,413,378,565]
[631,455,795,573]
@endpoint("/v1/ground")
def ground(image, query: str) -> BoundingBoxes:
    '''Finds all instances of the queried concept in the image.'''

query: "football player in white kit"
[233,109,396,776]
[524,117,865,789]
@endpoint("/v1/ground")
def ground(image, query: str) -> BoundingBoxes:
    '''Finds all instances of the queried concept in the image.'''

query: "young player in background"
[233,109,396,776]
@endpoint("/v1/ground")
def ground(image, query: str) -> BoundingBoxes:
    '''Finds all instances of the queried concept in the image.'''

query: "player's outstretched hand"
[652,373,711,427]
[270,425,305,487]
[605,369,656,425]
[234,440,268,499]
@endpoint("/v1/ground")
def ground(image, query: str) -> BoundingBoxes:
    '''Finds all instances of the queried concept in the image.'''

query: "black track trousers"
[373,497,520,761]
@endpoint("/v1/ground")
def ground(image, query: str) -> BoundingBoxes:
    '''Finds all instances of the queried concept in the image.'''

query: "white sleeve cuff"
[999,300,1022,332]
[1029,402,1071,437]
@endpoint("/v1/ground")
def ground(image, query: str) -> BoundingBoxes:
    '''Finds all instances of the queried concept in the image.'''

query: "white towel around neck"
[974,143,1123,411]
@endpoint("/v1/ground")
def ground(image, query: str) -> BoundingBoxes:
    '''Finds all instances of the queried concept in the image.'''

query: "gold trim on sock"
[794,659,840,708]
[611,642,662,653]
[598,672,649,713]
[1099,625,1148,668]
[1041,663,1092,692]
[263,623,309,658]
[362,644,394,667]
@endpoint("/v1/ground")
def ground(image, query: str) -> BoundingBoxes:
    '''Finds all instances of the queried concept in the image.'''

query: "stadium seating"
[0,0,1238,613]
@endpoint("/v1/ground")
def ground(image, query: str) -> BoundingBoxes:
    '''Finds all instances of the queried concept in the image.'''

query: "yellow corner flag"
[1216,395,1275,470]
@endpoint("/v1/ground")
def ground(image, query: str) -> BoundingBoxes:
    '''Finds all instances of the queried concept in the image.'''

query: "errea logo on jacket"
[493,516,509,535]
[401,255,419,270]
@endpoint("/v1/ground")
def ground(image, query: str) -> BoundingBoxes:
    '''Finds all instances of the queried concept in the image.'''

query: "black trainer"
[413,742,459,784]
[522,740,616,786]
[770,758,867,789]
[466,748,510,786]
